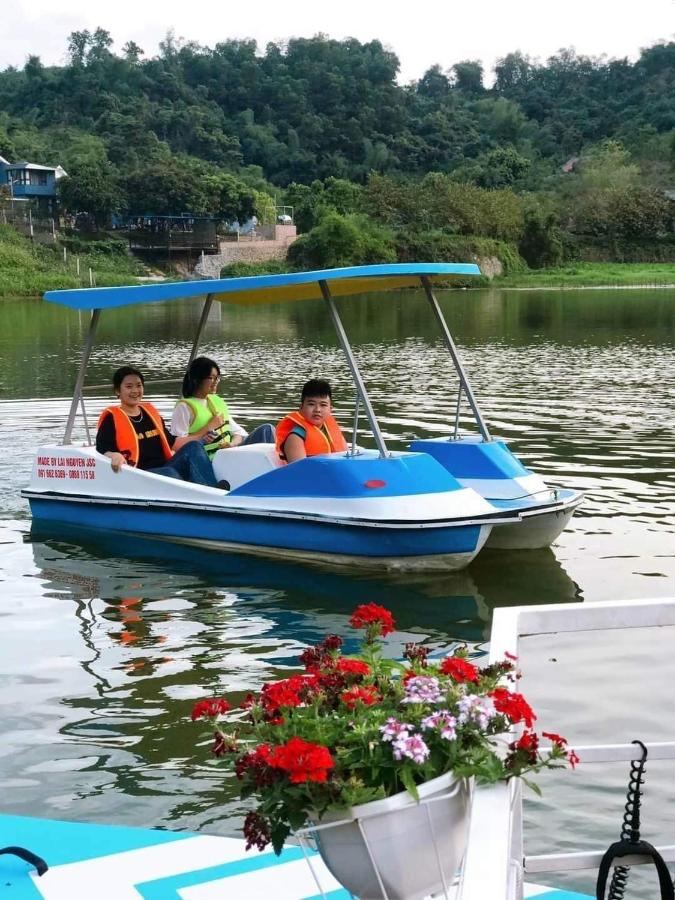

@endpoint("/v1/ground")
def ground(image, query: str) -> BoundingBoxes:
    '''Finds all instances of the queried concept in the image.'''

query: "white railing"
[459,597,675,900]
[285,598,675,898]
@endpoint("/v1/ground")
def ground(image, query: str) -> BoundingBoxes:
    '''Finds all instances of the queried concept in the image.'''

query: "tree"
[519,204,563,268]
[417,65,450,99]
[475,147,531,189]
[287,212,395,269]
[122,41,144,64]
[67,30,91,67]
[204,172,257,222]
[58,160,123,227]
[88,28,114,63]
[122,159,210,216]
[451,61,484,95]
[576,140,640,192]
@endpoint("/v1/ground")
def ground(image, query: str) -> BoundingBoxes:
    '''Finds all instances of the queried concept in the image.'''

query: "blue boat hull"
[28,497,490,571]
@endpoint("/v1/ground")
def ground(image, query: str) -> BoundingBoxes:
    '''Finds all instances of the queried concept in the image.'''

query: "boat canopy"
[43,263,481,311]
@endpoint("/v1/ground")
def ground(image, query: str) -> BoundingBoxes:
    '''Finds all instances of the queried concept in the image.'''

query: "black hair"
[181,356,221,398]
[301,378,332,402]
[113,366,144,391]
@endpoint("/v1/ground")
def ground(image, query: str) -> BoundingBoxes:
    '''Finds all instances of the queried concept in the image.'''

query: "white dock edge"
[457,596,675,900]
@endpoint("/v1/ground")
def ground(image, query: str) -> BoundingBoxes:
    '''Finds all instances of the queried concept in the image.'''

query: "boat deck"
[0,813,591,899]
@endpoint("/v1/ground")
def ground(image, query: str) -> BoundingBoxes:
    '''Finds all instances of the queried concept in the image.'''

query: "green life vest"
[182,394,231,457]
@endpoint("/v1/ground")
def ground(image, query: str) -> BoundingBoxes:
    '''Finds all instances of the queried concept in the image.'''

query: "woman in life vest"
[171,357,274,457]
[276,378,348,463]
[96,366,218,487]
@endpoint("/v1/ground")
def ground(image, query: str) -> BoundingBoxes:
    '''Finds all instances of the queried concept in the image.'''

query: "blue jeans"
[148,441,217,488]
[243,424,276,445]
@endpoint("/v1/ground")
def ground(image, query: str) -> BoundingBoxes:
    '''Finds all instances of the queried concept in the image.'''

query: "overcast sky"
[1,0,674,82]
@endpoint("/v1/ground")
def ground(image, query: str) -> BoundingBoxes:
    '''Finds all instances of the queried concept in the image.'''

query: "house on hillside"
[0,156,67,216]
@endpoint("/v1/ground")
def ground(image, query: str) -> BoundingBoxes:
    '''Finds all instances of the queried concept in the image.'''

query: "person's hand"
[206,413,225,432]
[108,452,127,473]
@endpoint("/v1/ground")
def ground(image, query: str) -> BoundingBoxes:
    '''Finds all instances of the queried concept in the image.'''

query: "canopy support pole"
[453,385,462,440]
[350,392,360,457]
[319,280,388,458]
[420,276,491,442]
[63,308,101,445]
[188,294,214,367]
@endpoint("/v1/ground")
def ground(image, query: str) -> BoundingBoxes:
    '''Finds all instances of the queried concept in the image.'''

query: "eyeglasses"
[205,375,221,383]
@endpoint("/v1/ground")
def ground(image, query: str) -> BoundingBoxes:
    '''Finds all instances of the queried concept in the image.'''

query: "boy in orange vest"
[275,379,348,463]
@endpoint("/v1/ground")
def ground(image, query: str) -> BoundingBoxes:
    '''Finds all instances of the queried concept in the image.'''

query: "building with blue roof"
[0,155,66,216]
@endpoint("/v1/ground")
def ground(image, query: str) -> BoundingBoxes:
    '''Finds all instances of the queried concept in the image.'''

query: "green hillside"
[0,225,143,296]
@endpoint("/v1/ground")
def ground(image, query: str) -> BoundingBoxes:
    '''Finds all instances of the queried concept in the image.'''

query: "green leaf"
[400,767,420,802]
[271,822,290,856]
[521,777,543,797]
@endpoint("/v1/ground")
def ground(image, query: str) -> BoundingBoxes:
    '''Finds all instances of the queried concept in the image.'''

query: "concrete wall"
[195,223,298,277]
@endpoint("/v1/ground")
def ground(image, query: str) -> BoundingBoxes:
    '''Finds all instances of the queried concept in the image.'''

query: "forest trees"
[0,30,672,262]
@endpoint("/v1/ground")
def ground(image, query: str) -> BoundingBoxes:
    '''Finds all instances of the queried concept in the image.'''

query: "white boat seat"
[211,443,281,491]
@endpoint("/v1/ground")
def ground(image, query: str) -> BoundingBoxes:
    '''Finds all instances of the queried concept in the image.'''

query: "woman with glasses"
[96,365,219,487]
[170,356,274,458]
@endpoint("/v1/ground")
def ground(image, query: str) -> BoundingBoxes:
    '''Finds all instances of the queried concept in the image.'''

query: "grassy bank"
[0,225,144,297]
[493,262,675,288]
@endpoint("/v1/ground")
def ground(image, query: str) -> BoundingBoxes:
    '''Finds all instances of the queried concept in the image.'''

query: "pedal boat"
[22,264,580,569]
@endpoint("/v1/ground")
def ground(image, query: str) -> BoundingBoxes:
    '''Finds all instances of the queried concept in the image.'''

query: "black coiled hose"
[607,740,647,899]
[596,740,674,900]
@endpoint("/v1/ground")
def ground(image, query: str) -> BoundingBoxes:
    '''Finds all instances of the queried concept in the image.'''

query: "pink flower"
[392,733,430,764]
[421,711,457,741]
[380,717,414,742]
[402,675,444,704]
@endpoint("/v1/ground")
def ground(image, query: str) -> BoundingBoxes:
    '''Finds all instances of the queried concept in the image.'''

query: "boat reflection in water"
[28,524,581,661]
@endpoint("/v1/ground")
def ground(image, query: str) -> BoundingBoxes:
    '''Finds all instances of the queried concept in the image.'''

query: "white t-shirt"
[170,398,248,438]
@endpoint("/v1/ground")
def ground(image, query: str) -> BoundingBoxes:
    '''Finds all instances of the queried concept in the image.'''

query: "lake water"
[1,287,674,894]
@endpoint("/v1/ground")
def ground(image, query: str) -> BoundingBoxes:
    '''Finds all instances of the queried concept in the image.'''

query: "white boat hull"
[485,497,580,550]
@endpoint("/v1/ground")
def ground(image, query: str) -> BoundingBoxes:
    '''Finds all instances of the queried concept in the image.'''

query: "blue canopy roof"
[43,263,481,311]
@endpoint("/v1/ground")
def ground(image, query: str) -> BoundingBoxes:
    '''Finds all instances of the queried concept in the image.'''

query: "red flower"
[268,737,334,784]
[504,651,518,661]
[261,675,318,712]
[542,731,568,747]
[336,658,371,678]
[235,744,277,785]
[299,635,343,672]
[567,749,580,769]
[339,685,380,709]
[439,657,480,683]
[191,698,231,721]
[489,688,536,728]
[507,730,539,765]
[514,731,538,752]
[349,604,395,638]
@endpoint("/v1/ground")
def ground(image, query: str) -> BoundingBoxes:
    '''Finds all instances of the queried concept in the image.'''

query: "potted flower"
[191,604,578,900]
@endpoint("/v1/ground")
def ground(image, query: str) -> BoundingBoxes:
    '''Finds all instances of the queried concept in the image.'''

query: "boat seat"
[211,443,282,491]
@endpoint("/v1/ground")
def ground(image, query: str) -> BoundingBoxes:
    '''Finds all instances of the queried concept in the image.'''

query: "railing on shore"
[0,205,57,242]
[127,230,219,253]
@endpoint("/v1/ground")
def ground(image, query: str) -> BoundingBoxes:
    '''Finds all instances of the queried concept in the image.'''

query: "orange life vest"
[275,411,348,460]
[97,402,173,468]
